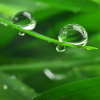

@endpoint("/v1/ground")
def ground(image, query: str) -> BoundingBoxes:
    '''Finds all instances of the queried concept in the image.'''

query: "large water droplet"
[3,84,8,90]
[56,24,88,52]
[12,11,36,36]
[59,24,88,46]
[56,44,65,52]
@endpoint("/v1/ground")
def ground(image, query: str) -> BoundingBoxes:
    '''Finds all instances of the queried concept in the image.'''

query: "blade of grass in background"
[0,72,37,100]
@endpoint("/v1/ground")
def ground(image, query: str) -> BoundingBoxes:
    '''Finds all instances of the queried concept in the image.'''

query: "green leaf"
[37,0,100,12]
[0,22,17,49]
[34,8,62,22]
[0,0,48,17]
[0,56,99,72]
[0,3,19,17]
[34,77,100,100]
[0,57,99,93]
[0,72,37,100]
[63,11,100,31]
[0,17,97,50]
[91,0,100,4]
[46,11,100,38]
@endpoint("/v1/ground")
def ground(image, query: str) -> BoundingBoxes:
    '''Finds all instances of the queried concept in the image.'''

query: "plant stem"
[0,17,98,50]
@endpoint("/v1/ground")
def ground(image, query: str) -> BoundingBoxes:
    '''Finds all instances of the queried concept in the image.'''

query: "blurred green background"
[0,0,100,100]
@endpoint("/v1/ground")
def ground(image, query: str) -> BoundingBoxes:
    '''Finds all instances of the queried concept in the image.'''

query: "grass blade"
[0,17,98,50]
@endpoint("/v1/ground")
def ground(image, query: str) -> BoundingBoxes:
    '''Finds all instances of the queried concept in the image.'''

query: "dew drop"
[56,24,88,52]
[12,11,36,30]
[0,22,8,26]
[59,24,88,46]
[3,84,8,90]
[56,44,65,52]
[12,11,36,36]
[19,31,25,36]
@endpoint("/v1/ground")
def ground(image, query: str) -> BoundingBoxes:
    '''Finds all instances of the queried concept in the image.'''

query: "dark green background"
[0,0,100,100]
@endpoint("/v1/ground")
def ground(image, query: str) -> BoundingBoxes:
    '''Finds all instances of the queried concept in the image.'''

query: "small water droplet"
[59,24,88,46]
[3,84,8,90]
[19,31,25,36]
[11,75,16,80]
[56,44,65,52]
[0,22,8,26]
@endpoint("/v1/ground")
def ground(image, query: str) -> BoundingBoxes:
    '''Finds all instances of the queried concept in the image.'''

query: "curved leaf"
[35,77,100,100]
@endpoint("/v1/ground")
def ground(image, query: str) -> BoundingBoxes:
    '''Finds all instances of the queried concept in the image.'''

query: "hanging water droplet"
[12,11,36,30]
[19,31,25,36]
[3,84,8,90]
[59,24,88,46]
[56,44,65,52]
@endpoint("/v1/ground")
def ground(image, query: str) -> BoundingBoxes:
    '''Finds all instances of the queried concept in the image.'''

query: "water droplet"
[12,11,36,36]
[0,22,8,26]
[19,31,25,36]
[59,24,88,46]
[3,84,8,90]
[12,11,36,30]
[44,68,66,80]
[56,44,65,52]
[11,75,16,80]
